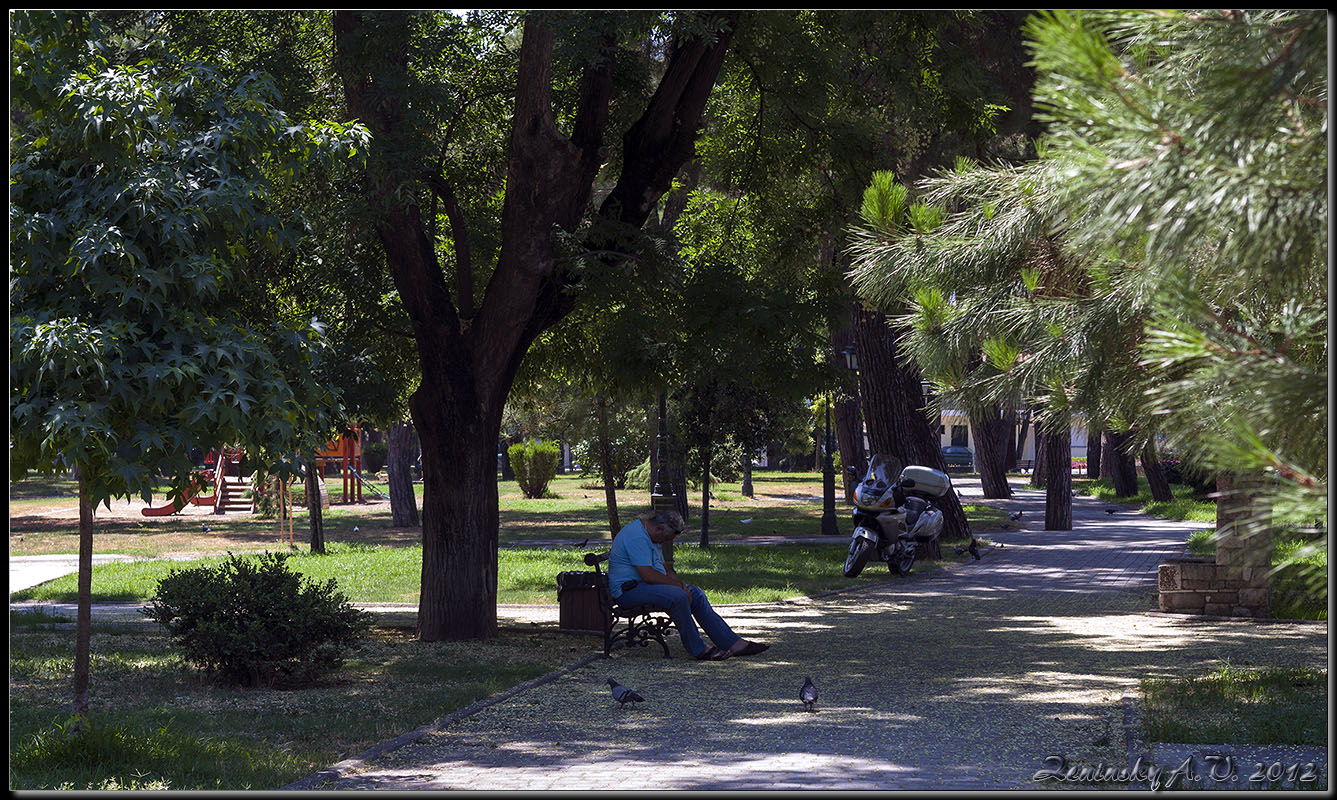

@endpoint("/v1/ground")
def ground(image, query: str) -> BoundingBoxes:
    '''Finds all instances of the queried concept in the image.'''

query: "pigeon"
[354,526,359,532]
[741,518,753,524]
[1008,511,1023,521]
[607,677,644,709]
[800,676,818,712]
[1105,508,1117,515]
[1000,523,1010,530]
[968,538,980,560]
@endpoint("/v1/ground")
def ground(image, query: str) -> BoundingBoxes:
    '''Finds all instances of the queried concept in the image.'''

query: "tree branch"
[424,173,474,320]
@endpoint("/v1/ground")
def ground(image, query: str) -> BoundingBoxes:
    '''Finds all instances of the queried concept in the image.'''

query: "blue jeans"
[616,582,740,657]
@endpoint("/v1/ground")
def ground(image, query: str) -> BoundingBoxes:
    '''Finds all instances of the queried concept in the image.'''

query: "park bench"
[559,552,676,658]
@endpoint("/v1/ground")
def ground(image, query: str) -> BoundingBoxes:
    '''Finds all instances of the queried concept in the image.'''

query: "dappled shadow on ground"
[316,555,1328,791]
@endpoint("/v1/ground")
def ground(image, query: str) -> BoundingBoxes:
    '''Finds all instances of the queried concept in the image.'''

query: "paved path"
[278,485,1327,791]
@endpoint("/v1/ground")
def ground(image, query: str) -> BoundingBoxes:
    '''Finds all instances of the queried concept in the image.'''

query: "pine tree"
[851,10,1326,588]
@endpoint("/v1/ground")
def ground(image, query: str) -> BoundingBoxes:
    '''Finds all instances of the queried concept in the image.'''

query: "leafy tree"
[852,10,1326,581]
[154,9,428,532]
[850,164,1092,528]
[666,192,834,545]
[331,11,738,640]
[1028,9,1326,594]
[10,11,366,722]
[694,11,1039,541]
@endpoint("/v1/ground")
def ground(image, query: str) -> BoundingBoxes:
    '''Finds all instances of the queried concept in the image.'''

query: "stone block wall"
[1158,551,1272,618]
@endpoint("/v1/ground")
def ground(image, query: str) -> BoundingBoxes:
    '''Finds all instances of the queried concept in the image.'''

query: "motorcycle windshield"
[865,454,904,485]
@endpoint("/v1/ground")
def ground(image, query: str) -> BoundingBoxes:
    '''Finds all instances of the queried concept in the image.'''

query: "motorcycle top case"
[899,465,951,498]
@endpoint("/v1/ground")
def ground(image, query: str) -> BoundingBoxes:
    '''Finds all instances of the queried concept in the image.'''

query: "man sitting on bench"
[607,510,769,661]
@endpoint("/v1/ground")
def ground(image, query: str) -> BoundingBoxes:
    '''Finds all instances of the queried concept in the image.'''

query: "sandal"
[694,645,730,661]
[731,641,769,658]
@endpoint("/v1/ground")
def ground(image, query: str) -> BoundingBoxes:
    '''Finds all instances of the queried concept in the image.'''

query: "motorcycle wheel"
[844,537,874,578]
[889,543,916,575]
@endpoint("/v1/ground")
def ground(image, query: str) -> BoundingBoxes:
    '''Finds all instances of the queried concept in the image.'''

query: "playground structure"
[315,424,387,505]
[141,447,252,517]
[138,428,385,520]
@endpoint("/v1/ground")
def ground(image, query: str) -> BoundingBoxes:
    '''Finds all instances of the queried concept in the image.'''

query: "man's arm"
[634,565,689,596]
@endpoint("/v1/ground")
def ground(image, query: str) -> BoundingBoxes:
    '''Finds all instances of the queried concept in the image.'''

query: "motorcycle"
[842,454,952,578]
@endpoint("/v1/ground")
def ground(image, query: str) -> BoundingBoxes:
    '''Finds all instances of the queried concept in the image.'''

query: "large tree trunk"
[335,12,734,640]
[388,420,420,528]
[412,385,505,641]
[852,303,971,544]
[1042,423,1072,530]
[1086,425,1104,480]
[1142,439,1173,502]
[1105,430,1139,497]
[969,402,1013,499]
[1033,431,1048,488]
[72,467,94,728]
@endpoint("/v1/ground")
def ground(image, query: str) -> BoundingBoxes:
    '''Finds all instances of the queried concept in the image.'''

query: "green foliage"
[142,552,370,687]
[859,172,909,230]
[570,432,642,490]
[507,440,561,499]
[9,11,370,506]
[850,9,1326,593]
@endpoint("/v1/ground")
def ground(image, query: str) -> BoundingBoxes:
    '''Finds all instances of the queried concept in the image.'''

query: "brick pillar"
[1214,475,1272,617]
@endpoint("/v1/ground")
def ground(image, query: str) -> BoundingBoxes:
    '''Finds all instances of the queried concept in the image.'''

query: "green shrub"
[508,440,560,499]
[142,552,370,687]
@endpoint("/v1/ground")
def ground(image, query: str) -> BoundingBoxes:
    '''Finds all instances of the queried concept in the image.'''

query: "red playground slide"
[141,471,215,517]
[141,486,202,516]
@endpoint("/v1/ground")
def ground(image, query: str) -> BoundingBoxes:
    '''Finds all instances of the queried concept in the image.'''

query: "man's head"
[646,510,685,543]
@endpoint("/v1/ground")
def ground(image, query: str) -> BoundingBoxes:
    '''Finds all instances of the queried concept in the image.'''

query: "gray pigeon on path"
[607,677,644,708]
[800,676,818,712]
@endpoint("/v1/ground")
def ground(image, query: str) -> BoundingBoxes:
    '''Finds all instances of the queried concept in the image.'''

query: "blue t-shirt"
[607,519,665,600]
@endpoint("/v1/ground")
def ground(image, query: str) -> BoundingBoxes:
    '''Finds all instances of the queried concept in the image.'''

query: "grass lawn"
[1072,476,1215,522]
[10,469,1000,555]
[11,538,985,607]
[1141,664,1328,747]
[9,612,592,790]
